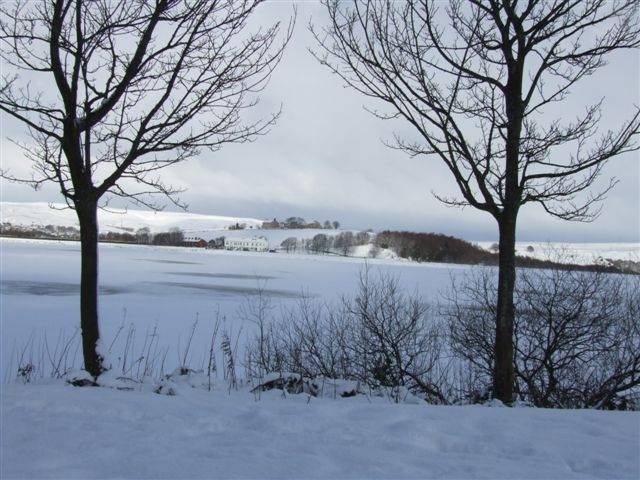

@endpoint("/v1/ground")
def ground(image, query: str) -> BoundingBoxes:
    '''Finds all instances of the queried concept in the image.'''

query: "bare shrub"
[244,270,449,403]
[241,285,283,380]
[445,267,640,409]
[9,329,81,383]
[344,271,447,403]
[280,296,351,380]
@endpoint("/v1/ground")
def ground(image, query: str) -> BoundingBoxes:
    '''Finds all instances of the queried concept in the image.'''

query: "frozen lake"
[0,238,471,373]
[4,237,637,377]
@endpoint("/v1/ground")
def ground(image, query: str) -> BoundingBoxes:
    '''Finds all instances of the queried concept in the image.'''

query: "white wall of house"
[225,236,269,252]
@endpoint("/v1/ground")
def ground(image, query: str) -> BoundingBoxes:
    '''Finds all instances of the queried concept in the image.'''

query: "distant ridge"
[0,202,264,234]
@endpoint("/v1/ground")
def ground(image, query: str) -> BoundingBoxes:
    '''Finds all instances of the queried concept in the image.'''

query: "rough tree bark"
[495,214,517,401]
[76,196,102,377]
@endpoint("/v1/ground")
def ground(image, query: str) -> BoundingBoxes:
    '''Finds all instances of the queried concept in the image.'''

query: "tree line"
[280,230,371,255]
[264,217,341,230]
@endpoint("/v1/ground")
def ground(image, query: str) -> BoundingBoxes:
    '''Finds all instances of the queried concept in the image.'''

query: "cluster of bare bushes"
[243,271,449,403]
[446,268,640,409]
[244,267,639,409]
[280,231,372,255]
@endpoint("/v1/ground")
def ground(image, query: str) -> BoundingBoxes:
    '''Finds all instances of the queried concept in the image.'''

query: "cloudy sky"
[1,2,638,242]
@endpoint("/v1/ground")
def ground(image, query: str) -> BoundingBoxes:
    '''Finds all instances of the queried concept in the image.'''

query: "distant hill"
[0,202,264,234]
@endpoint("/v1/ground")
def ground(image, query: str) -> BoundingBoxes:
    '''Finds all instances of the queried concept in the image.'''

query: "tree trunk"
[76,198,104,378]
[494,215,517,404]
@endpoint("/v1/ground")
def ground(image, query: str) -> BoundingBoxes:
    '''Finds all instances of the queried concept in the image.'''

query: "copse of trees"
[151,227,185,247]
[303,231,372,255]
[376,231,493,264]
[280,237,298,252]
[68,226,186,245]
[311,234,330,253]
[136,228,152,245]
[0,222,81,240]
[277,231,372,255]
[268,217,342,229]
[334,231,354,255]
[375,230,631,273]
[132,227,185,246]
[98,231,136,244]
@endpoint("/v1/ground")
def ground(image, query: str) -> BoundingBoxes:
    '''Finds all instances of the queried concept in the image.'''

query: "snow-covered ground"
[2,381,638,479]
[190,226,350,245]
[477,241,640,265]
[0,201,265,233]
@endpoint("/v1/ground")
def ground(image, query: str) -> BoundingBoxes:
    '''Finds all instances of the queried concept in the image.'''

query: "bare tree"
[312,0,640,403]
[311,233,330,253]
[280,236,298,252]
[135,227,151,245]
[334,230,354,255]
[446,265,640,409]
[0,0,292,377]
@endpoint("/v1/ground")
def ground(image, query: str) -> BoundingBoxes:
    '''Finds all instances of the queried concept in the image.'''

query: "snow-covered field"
[2,237,639,479]
[2,382,638,479]
[0,201,265,233]
[477,241,640,265]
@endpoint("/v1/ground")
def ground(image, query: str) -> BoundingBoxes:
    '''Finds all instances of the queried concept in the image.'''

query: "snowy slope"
[0,202,353,247]
[189,227,346,244]
[477,241,640,265]
[2,383,638,479]
[0,201,264,233]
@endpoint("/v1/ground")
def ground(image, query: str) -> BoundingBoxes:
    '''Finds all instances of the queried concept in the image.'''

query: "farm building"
[183,237,207,248]
[261,218,281,229]
[225,236,269,252]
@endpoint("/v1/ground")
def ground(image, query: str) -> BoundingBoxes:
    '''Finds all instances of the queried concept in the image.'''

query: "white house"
[225,236,269,252]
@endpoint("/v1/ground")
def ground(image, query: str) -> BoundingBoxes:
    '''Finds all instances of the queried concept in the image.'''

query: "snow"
[476,241,640,265]
[0,236,636,377]
[0,201,265,233]
[4,201,637,263]
[0,201,360,250]
[2,381,638,479]
[351,243,399,260]
[191,227,345,245]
